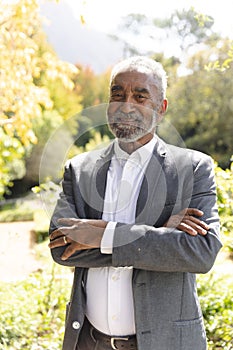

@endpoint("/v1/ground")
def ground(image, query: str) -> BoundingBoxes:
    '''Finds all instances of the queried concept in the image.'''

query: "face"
[107,70,167,143]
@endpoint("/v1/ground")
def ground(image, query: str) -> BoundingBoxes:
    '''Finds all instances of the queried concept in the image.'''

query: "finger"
[184,216,209,231]
[183,219,208,235]
[177,223,198,236]
[50,227,71,240]
[48,235,69,249]
[57,218,80,226]
[61,244,80,260]
[186,208,204,217]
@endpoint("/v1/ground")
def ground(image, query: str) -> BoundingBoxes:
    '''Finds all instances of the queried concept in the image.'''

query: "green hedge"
[198,273,233,349]
[0,263,71,350]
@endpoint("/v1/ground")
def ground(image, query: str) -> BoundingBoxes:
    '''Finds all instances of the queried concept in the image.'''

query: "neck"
[118,133,154,154]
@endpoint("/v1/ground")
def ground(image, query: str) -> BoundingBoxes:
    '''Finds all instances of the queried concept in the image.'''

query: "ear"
[160,99,168,114]
[157,99,168,122]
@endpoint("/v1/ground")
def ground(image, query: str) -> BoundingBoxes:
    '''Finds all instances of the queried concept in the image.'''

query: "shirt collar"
[113,136,157,167]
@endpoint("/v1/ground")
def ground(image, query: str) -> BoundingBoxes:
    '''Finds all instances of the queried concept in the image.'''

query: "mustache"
[109,111,144,122]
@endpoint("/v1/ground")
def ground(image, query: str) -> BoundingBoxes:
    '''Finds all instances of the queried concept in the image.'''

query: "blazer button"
[72,321,81,330]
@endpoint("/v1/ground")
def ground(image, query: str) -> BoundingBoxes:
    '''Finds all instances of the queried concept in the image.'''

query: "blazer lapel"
[136,138,167,226]
[88,143,114,219]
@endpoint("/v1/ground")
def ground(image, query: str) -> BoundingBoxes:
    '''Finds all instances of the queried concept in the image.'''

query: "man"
[49,56,222,350]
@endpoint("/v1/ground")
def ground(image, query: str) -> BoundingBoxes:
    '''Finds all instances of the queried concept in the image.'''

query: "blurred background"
[0,0,233,349]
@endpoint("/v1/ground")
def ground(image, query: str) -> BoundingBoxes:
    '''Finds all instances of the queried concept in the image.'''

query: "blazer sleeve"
[49,157,113,268]
[111,153,222,273]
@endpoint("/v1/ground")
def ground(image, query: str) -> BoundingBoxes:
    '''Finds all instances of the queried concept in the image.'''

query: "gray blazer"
[50,136,222,350]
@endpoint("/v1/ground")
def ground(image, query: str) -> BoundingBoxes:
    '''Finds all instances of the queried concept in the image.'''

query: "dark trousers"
[76,318,138,350]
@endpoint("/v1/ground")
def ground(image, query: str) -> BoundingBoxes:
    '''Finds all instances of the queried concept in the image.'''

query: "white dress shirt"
[86,137,156,336]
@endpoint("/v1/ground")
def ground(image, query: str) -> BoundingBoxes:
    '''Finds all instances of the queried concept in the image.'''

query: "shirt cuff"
[100,221,117,254]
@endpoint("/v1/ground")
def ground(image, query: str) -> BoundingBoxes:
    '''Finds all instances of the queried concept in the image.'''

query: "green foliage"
[74,64,110,108]
[72,131,111,156]
[0,202,34,222]
[215,161,233,256]
[0,261,71,349]
[168,7,215,51]
[0,0,81,198]
[215,161,233,216]
[198,274,233,349]
[0,207,33,223]
[0,129,25,197]
[111,7,217,58]
[205,43,233,72]
[164,40,233,169]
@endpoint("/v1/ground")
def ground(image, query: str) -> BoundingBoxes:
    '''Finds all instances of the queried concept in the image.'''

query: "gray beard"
[108,112,158,142]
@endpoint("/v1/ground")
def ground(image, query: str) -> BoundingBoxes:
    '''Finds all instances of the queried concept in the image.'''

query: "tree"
[163,7,216,53]
[110,8,218,60]
[72,64,112,147]
[160,39,233,168]
[74,63,110,109]
[0,0,81,197]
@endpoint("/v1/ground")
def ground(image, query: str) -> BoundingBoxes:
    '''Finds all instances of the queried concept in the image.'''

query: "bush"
[0,206,34,222]
[215,160,233,257]
[198,273,233,349]
[0,249,72,350]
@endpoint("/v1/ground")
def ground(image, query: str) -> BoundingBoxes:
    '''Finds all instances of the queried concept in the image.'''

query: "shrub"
[0,260,72,350]
[215,160,233,257]
[0,206,34,222]
[198,273,233,349]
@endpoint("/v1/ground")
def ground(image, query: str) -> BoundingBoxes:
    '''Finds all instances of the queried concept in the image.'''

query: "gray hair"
[110,56,168,101]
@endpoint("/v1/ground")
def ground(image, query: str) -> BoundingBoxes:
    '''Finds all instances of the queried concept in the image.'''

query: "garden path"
[0,221,41,282]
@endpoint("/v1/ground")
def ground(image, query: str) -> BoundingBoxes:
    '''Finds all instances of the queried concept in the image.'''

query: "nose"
[119,100,136,115]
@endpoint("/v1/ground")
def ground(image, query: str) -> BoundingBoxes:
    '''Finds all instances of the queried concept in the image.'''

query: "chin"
[111,127,145,142]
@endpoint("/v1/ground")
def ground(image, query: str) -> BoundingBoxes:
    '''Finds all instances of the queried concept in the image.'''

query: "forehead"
[111,70,157,89]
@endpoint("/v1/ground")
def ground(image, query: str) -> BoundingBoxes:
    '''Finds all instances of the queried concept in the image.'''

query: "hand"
[49,218,108,260]
[164,208,209,236]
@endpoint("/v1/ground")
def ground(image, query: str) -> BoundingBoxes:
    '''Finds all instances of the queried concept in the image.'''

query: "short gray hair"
[110,56,168,101]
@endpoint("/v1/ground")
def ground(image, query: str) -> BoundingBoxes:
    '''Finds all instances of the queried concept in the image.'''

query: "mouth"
[110,115,142,125]
[116,119,139,125]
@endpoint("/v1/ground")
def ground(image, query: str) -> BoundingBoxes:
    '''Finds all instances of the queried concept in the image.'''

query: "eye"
[110,92,124,101]
[135,94,147,102]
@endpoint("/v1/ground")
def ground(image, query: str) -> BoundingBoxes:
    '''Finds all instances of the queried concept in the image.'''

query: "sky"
[3,0,233,38]
[66,0,233,39]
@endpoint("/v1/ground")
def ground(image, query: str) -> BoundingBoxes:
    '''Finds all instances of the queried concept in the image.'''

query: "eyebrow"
[111,85,150,94]
[134,87,150,94]
[111,85,123,92]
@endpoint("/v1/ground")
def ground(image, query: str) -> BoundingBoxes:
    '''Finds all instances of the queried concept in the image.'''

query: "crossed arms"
[49,151,222,273]
[49,208,209,260]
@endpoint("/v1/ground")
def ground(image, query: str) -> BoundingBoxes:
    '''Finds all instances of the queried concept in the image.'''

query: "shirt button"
[72,321,81,330]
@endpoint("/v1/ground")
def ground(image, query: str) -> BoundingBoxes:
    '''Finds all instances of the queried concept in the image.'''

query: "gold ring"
[63,236,68,244]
